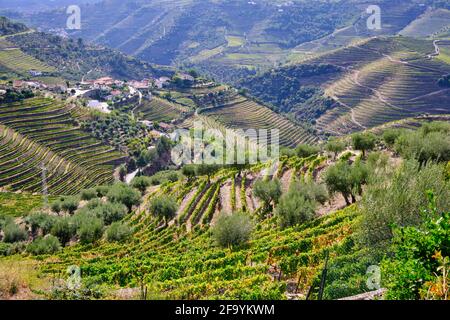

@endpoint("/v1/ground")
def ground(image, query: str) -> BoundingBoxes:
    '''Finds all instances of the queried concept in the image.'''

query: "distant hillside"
[0,16,28,36]
[242,37,450,135]
[5,0,435,82]
[6,31,173,81]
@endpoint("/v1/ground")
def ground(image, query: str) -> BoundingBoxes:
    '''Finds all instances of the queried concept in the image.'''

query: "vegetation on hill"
[0,16,28,36]
[239,64,343,123]
[7,31,173,81]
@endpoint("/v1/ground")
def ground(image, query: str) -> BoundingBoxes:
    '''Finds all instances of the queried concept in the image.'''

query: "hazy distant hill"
[7,0,446,81]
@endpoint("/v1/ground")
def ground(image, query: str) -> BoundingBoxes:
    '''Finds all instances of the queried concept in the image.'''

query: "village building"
[87,100,111,113]
[155,77,171,89]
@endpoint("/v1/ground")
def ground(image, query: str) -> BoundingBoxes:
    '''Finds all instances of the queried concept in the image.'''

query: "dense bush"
[382,129,404,147]
[76,215,104,245]
[252,178,282,211]
[77,202,127,226]
[324,161,368,205]
[394,124,450,163]
[107,183,141,212]
[106,222,132,243]
[27,235,61,255]
[59,196,80,215]
[3,223,27,243]
[131,176,152,194]
[80,189,98,201]
[295,144,320,158]
[51,217,76,246]
[149,196,178,220]
[325,138,346,159]
[382,193,450,300]
[95,185,111,198]
[25,212,56,235]
[276,180,327,228]
[351,133,376,157]
[212,212,253,248]
[358,160,450,250]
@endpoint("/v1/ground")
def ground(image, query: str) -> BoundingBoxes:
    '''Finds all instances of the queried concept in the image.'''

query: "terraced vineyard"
[310,37,450,134]
[0,192,56,217]
[0,39,55,75]
[135,97,189,123]
[199,98,318,147]
[38,155,359,299]
[0,97,125,195]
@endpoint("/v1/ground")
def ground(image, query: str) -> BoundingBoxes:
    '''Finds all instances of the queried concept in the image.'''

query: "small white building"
[87,100,111,113]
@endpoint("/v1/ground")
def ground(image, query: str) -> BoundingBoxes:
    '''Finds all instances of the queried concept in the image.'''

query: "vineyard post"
[318,250,330,300]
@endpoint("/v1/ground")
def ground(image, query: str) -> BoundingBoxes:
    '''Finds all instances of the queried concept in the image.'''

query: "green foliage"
[78,202,128,226]
[358,160,450,249]
[25,212,55,235]
[106,222,132,243]
[149,196,178,220]
[437,74,450,88]
[382,129,404,147]
[80,189,98,201]
[252,178,282,211]
[50,201,62,214]
[50,217,76,246]
[0,16,28,36]
[324,161,368,205]
[212,212,253,248]
[2,223,27,243]
[148,170,182,186]
[295,144,320,158]
[325,138,346,159]
[27,235,61,255]
[394,123,450,163]
[95,185,111,198]
[107,183,141,212]
[59,196,80,215]
[382,193,450,300]
[276,180,327,228]
[351,133,376,157]
[76,215,104,245]
[239,64,342,122]
[131,176,152,194]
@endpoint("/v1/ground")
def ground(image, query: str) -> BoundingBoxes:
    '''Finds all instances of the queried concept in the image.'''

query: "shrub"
[382,193,450,300]
[60,196,79,215]
[382,129,404,147]
[131,176,152,194]
[107,183,141,212]
[358,160,450,249]
[95,185,111,197]
[3,223,27,243]
[51,217,76,246]
[50,201,62,215]
[27,235,61,255]
[80,188,98,201]
[325,138,346,159]
[276,189,316,228]
[395,130,450,164]
[87,202,128,225]
[76,215,104,245]
[324,162,354,205]
[275,180,327,228]
[182,165,197,180]
[295,144,320,158]
[0,214,13,231]
[149,195,178,220]
[212,212,253,248]
[25,212,55,235]
[352,133,376,157]
[252,178,282,211]
[106,222,132,242]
